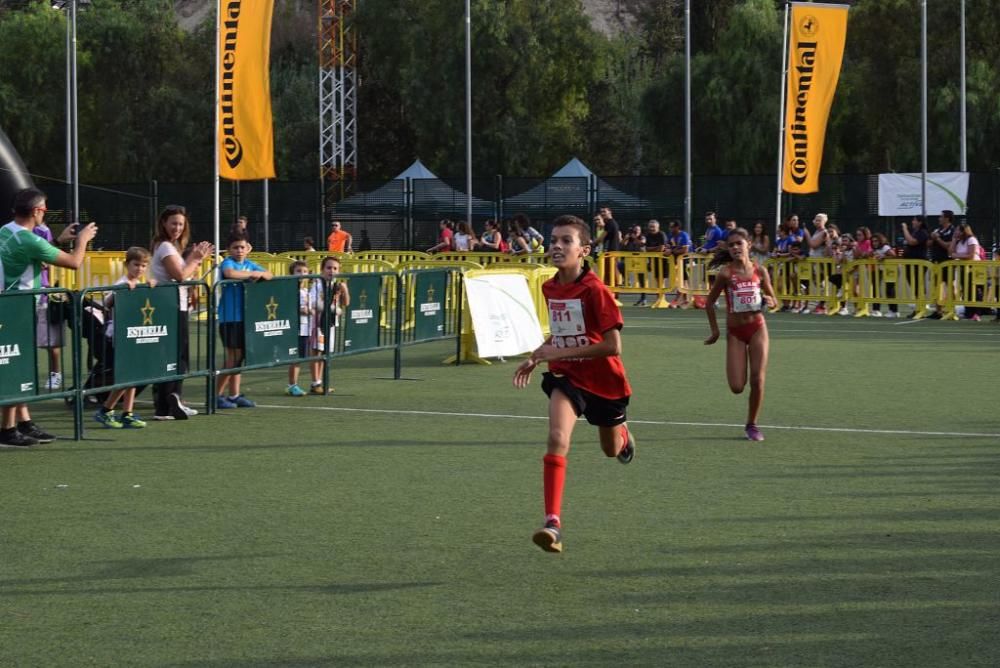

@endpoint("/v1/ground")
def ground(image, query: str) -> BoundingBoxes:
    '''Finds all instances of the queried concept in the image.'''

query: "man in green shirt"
[1,187,97,447]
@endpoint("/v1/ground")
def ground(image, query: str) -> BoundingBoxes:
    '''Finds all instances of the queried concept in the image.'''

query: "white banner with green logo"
[877,172,969,216]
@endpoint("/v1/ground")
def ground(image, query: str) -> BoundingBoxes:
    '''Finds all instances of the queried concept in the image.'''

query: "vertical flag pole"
[263,179,270,252]
[683,0,692,236]
[213,0,221,261]
[774,1,791,235]
[920,0,927,222]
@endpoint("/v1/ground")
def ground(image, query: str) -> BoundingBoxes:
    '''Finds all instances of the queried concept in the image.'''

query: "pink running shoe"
[745,424,765,442]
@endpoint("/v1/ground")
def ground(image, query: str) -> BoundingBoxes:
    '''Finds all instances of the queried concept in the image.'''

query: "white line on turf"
[253,404,1000,438]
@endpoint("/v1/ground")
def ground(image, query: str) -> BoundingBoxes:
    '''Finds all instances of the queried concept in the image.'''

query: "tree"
[354,0,603,178]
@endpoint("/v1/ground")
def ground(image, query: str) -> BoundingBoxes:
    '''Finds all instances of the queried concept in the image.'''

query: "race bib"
[731,286,762,313]
[549,299,586,337]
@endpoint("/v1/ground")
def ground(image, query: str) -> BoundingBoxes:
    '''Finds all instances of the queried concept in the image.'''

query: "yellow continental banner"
[218,0,276,180]
[782,3,848,194]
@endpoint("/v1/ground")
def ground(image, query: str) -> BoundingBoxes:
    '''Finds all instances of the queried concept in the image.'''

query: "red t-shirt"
[542,266,631,400]
[439,228,454,249]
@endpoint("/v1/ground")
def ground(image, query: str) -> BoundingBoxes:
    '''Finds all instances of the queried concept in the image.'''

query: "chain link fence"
[25,171,1000,253]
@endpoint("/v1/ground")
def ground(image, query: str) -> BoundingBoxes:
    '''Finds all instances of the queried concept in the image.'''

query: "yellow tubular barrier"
[596,251,675,308]
[764,257,842,314]
[676,254,718,305]
[355,251,430,265]
[452,264,558,364]
[846,258,937,318]
[938,260,1000,320]
[433,252,548,267]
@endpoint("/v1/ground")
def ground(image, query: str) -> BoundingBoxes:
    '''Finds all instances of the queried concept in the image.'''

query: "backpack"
[498,238,510,253]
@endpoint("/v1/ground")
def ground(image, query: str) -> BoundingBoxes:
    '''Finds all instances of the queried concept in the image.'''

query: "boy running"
[216,233,272,408]
[94,247,156,428]
[513,215,635,554]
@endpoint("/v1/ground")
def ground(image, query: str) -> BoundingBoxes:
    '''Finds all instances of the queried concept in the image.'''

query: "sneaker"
[838,307,849,316]
[17,422,55,444]
[93,410,123,429]
[286,384,306,397]
[928,311,943,320]
[870,310,883,317]
[532,521,563,554]
[884,311,898,319]
[800,308,811,315]
[633,299,647,307]
[971,314,981,322]
[745,423,765,442]
[46,372,63,390]
[0,428,38,447]
[814,305,826,315]
[121,413,147,429]
[153,415,176,421]
[310,383,331,395]
[216,395,238,409]
[168,393,192,420]
[229,395,256,408]
[617,424,635,464]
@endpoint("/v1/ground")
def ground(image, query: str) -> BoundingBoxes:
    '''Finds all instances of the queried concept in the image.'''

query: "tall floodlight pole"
[70,0,79,225]
[64,4,72,224]
[683,0,692,236]
[774,2,790,234]
[465,0,472,225]
[921,0,927,221]
[959,0,967,172]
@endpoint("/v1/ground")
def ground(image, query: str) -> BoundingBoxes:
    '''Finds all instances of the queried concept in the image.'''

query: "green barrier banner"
[0,293,39,400]
[244,279,299,365]
[413,272,446,341]
[113,286,180,385]
[344,275,381,352]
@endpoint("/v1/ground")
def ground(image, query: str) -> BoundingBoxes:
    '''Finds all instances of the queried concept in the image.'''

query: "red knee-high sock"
[543,454,567,526]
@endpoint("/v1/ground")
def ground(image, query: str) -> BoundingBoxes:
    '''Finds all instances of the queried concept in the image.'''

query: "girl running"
[703,228,778,442]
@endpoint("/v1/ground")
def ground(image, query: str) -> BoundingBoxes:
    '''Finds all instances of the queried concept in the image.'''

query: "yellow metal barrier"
[846,259,937,318]
[596,251,675,308]
[355,251,430,265]
[938,260,1000,320]
[50,251,126,290]
[450,264,558,364]
[675,253,717,306]
[765,257,842,314]
[433,252,547,267]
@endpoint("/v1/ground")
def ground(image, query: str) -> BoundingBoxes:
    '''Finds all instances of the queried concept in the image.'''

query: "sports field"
[3,308,998,667]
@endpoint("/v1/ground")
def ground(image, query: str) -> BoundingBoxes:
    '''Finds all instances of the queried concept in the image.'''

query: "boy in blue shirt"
[216,233,272,408]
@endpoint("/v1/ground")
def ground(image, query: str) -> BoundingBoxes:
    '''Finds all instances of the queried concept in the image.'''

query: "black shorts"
[219,322,245,351]
[541,372,629,427]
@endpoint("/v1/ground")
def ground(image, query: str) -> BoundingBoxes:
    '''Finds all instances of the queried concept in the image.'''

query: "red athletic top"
[542,265,631,400]
[723,264,764,315]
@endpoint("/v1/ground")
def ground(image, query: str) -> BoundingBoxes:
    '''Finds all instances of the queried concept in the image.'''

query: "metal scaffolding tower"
[318,0,358,207]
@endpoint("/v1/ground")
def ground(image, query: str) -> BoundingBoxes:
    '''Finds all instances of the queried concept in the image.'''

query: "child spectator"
[513,215,635,554]
[303,237,316,252]
[870,232,896,317]
[286,260,316,396]
[309,256,350,394]
[216,233,272,408]
[94,247,157,428]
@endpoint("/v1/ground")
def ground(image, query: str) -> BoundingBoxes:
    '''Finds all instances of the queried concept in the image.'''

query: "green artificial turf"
[2,309,998,666]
